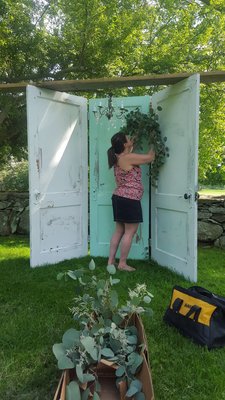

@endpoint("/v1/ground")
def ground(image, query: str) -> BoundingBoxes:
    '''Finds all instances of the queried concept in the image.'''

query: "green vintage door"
[89,95,150,259]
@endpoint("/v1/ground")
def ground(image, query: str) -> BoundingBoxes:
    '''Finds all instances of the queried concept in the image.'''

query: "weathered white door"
[151,74,200,281]
[89,96,150,259]
[27,85,88,267]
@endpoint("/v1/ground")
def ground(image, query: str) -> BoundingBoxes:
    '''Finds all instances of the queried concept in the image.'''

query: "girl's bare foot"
[117,264,136,272]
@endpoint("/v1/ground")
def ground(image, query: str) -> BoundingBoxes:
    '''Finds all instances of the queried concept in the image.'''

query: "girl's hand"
[148,149,155,162]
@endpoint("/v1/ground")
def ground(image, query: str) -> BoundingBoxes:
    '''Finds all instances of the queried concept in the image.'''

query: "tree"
[0,0,224,183]
[199,83,225,183]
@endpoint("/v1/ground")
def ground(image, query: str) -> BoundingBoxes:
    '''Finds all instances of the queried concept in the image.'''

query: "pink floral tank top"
[113,165,144,200]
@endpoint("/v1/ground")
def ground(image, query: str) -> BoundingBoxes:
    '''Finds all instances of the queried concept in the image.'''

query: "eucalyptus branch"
[54,260,153,399]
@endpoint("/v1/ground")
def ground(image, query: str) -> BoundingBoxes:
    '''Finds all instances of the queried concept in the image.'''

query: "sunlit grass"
[0,236,225,399]
[199,188,225,197]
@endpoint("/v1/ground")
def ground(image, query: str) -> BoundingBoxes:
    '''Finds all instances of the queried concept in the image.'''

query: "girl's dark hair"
[107,132,127,168]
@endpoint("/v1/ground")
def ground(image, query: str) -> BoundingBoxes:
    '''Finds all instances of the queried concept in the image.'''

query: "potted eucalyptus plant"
[53,261,154,400]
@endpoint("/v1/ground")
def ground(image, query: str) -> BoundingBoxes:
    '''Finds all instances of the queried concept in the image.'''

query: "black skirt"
[112,194,143,223]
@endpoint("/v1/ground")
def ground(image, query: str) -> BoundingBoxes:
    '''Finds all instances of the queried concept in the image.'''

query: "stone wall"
[0,192,225,249]
[0,192,29,235]
[198,198,225,249]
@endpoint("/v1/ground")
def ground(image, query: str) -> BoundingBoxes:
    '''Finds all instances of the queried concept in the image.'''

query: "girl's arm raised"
[126,149,155,165]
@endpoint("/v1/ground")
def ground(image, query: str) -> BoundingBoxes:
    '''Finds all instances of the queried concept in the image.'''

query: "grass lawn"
[0,236,225,400]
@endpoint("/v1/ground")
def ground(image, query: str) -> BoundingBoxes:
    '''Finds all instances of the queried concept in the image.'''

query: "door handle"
[92,188,97,200]
[184,193,191,200]
[34,189,41,200]
[195,192,200,201]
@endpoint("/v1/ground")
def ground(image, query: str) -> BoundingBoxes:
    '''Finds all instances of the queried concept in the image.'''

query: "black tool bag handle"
[189,286,225,309]
[172,298,183,312]
[172,298,201,322]
[185,305,201,322]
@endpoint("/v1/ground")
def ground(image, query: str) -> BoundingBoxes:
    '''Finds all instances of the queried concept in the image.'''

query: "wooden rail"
[0,71,224,92]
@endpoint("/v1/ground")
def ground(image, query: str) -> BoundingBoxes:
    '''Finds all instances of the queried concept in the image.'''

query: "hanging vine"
[120,105,169,186]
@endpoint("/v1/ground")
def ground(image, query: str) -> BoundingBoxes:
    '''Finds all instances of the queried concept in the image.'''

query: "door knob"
[195,192,200,201]
[184,193,191,199]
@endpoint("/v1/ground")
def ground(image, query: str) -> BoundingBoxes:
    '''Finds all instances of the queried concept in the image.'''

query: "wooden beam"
[0,71,224,93]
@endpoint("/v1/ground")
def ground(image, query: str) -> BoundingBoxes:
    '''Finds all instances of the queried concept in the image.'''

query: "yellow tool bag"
[164,285,225,349]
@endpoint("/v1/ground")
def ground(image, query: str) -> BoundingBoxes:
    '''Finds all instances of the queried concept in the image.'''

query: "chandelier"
[92,93,128,120]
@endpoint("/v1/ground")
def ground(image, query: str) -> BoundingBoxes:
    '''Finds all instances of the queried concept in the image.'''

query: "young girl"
[107,132,155,271]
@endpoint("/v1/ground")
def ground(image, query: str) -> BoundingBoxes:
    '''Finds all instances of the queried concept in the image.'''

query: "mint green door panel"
[89,96,151,259]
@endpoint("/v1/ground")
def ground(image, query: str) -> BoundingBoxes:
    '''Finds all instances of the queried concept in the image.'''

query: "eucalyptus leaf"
[81,337,98,361]
[143,295,152,304]
[56,272,64,280]
[101,348,115,358]
[52,343,65,360]
[109,337,122,353]
[126,385,139,397]
[130,379,142,391]
[107,264,117,274]
[129,354,143,374]
[58,354,74,370]
[78,277,86,286]
[97,288,104,297]
[127,335,138,345]
[76,364,84,383]
[115,365,126,377]
[134,392,145,400]
[105,318,113,327]
[62,328,80,348]
[93,392,100,400]
[66,381,81,400]
[111,278,120,285]
[127,352,142,367]
[126,345,135,354]
[96,279,105,290]
[144,308,154,317]
[126,326,138,336]
[130,296,140,306]
[67,270,83,280]
[112,313,123,325]
[81,388,90,400]
[82,373,95,383]
[110,290,119,308]
[89,259,96,270]
[95,380,101,392]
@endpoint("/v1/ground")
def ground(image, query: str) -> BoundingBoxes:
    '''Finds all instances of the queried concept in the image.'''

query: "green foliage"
[0,0,225,182]
[0,93,27,165]
[120,107,169,186]
[54,259,153,398]
[0,158,28,191]
[199,84,225,184]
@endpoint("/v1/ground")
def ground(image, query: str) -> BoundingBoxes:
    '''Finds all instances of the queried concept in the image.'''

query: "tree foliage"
[0,0,224,182]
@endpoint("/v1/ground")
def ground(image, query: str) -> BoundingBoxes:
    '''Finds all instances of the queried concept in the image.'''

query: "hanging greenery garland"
[120,105,169,187]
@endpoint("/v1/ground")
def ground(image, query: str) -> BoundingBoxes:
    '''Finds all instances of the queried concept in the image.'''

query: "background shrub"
[0,158,29,192]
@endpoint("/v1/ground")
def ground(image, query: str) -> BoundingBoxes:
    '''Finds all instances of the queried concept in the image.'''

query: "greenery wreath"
[120,105,169,187]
